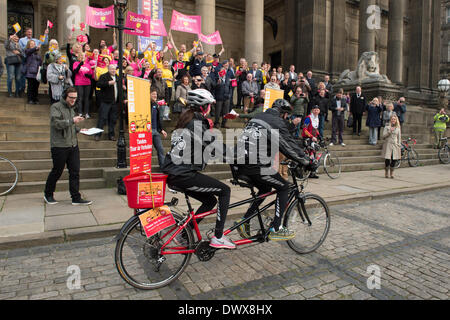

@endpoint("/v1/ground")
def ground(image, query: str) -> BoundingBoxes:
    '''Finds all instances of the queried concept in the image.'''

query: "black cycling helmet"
[272,99,293,114]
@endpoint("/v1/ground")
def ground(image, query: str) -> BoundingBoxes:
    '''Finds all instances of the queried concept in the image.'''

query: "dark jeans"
[27,77,39,102]
[44,146,81,201]
[353,113,363,134]
[6,62,22,94]
[237,84,243,107]
[318,114,326,138]
[97,102,118,138]
[332,115,345,144]
[76,85,91,115]
[229,86,235,107]
[152,133,165,167]
[215,100,230,126]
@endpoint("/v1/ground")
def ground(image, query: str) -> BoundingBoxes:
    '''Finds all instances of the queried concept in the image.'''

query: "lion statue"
[338,52,391,85]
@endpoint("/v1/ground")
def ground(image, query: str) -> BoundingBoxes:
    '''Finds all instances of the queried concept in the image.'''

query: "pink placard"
[85,5,115,29]
[199,31,223,45]
[125,11,150,37]
[150,19,168,37]
[170,10,201,35]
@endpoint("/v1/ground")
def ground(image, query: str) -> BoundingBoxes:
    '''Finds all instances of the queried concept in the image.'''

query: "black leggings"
[168,173,231,238]
[385,158,397,168]
[242,173,290,231]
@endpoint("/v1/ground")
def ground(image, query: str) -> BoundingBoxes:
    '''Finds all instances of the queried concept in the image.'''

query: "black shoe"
[309,173,320,179]
[72,199,93,206]
[214,123,220,129]
[109,136,116,141]
[8,93,14,98]
[28,100,35,104]
[358,133,361,136]
[95,135,101,141]
[44,195,58,205]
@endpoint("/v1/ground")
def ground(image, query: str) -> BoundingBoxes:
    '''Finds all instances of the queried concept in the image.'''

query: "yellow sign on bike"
[127,76,152,174]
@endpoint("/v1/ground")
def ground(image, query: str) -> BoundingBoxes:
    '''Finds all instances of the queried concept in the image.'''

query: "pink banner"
[170,10,201,35]
[125,11,150,37]
[86,5,115,29]
[199,31,222,45]
[150,19,167,37]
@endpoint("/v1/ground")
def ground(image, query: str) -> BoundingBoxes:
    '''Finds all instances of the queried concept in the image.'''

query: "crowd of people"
[2,26,448,249]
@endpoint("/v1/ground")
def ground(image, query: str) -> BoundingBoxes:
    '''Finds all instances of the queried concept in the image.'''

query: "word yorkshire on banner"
[170,10,201,35]
[199,31,222,45]
[85,5,115,29]
[125,11,150,37]
[127,76,152,174]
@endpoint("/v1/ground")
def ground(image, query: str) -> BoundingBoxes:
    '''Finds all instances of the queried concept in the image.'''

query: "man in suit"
[95,64,119,141]
[288,65,298,82]
[250,62,263,90]
[350,86,366,136]
[329,89,349,146]
[228,58,236,108]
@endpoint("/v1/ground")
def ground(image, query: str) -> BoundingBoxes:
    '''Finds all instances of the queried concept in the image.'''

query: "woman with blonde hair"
[382,113,402,179]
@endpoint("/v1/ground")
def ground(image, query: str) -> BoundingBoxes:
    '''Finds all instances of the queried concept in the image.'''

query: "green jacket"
[239,105,264,119]
[50,100,80,148]
[434,113,449,132]
[290,95,309,117]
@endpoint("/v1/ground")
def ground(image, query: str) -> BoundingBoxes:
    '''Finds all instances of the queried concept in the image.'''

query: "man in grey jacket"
[44,87,92,206]
[242,73,259,114]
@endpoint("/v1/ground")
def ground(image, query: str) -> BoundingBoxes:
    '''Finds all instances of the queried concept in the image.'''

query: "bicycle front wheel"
[284,194,330,254]
[439,145,450,164]
[324,153,341,179]
[115,212,194,290]
[0,157,19,196]
[407,150,419,167]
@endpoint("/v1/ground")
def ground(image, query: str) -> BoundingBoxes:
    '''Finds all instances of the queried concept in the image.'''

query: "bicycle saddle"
[229,165,255,189]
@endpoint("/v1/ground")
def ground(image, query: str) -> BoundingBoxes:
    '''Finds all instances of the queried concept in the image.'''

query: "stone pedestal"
[334,82,405,103]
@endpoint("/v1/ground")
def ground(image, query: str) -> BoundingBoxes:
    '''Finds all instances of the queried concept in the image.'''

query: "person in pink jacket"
[73,52,94,118]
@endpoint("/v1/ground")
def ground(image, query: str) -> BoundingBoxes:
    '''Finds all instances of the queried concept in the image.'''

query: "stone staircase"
[0,93,442,195]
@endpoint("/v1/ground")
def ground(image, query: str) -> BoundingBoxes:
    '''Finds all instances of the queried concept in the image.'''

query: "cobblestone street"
[0,188,449,300]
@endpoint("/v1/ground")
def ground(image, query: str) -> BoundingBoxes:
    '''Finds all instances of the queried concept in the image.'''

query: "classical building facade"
[441,0,450,79]
[0,0,443,96]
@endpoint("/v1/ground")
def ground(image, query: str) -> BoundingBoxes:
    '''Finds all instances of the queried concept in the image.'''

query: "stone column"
[330,0,347,76]
[245,0,264,65]
[0,0,7,42]
[387,0,404,84]
[359,0,377,57]
[57,0,90,48]
[196,0,216,55]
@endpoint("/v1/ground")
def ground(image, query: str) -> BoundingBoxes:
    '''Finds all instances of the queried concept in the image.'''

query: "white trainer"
[210,236,236,250]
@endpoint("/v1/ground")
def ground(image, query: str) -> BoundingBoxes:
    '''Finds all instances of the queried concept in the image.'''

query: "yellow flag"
[39,35,46,43]
[13,23,21,33]
[288,91,294,97]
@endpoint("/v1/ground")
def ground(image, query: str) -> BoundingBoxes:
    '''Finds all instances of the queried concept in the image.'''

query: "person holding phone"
[44,87,92,206]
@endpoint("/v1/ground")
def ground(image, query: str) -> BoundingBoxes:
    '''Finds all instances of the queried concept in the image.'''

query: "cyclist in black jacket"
[232,99,311,241]
[161,89,236,250]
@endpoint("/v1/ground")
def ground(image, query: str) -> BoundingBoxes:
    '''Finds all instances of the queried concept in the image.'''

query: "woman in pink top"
[127,48,143,77]
[73,53,94,118]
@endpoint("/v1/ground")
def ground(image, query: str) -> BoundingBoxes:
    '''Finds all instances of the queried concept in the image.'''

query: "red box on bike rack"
[123,173,168,209]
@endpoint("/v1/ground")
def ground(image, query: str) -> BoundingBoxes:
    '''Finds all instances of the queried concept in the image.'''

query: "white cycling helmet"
[187,89,216,108]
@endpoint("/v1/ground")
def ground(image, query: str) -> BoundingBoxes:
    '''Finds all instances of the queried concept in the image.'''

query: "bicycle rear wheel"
[407,150,419,167]
[439,145,450,164]
[115,212,194,290]
[324,153,341,179]
[0,157,19,196]
[284,194,330,254]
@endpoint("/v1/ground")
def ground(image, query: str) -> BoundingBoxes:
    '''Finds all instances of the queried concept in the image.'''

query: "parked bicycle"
[303,138,341,179]
[0,156,19,196]
[114,162,331,290]
[395,138,419,169]
[438,137,449,164]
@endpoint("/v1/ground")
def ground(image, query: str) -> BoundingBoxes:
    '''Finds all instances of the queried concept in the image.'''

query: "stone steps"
[0,96,440,195]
